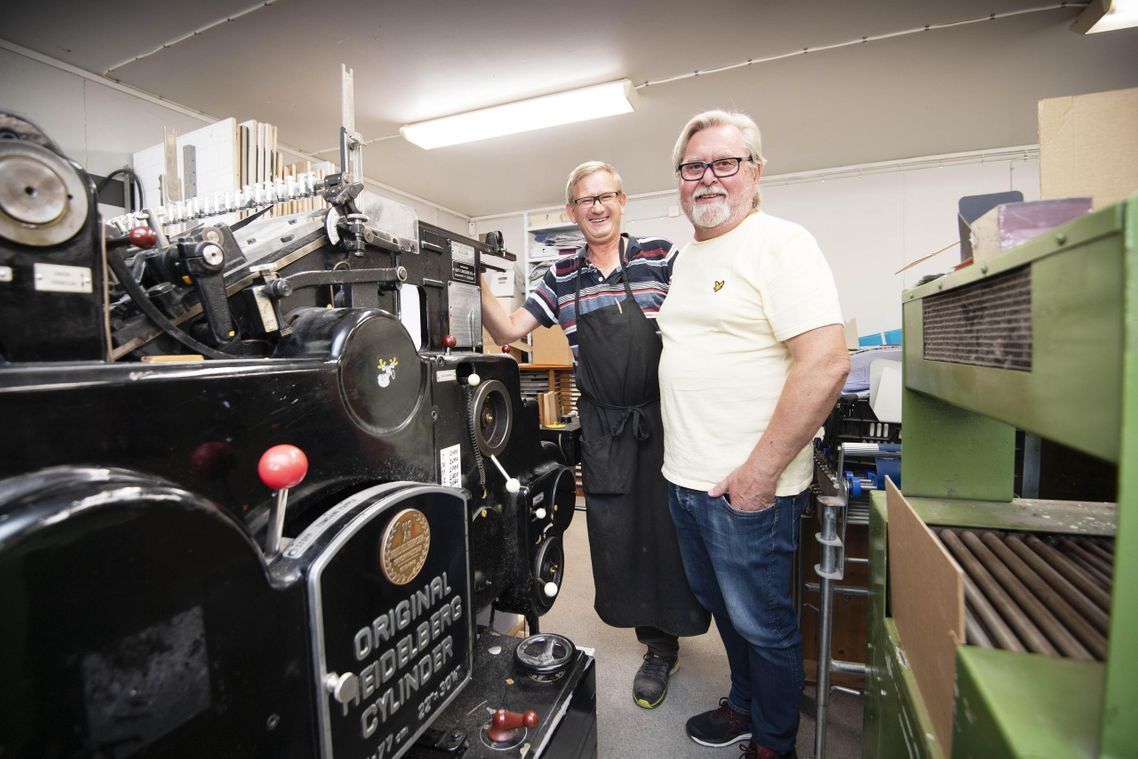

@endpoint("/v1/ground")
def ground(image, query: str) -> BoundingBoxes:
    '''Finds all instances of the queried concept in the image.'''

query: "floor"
[538,504,865,759]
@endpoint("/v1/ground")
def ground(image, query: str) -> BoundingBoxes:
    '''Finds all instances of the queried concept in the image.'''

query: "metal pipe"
[1026,536,1112,610]
[814,496,840,759]
[961,532,1090,660]
[1061,538,1114,579]
[1007,535,1110,634]
[832,659,867,675]
[939,531,1026,652]
[1057,538,1114,587]
[942,530,1055,655]
[980,533,1107,660]
[803,582,870,597]
[1079,538,1114,564]
[964,608,995,649]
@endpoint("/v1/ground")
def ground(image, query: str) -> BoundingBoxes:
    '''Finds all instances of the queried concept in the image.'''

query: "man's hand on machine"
[709,465,776,513]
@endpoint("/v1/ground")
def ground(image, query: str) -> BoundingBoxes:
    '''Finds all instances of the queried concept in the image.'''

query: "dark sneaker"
[686,697,752,747]
[740,740,798,759]
[632,652,679,709]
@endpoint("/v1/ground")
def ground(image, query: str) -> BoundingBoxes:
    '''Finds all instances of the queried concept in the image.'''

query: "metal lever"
[258,444,309,557]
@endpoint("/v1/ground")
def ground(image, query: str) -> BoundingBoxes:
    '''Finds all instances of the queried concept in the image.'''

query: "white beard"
[685,195,732,229]
[683,186,749,231]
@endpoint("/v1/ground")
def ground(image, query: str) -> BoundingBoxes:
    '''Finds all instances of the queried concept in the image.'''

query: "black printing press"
[0,111,595,759]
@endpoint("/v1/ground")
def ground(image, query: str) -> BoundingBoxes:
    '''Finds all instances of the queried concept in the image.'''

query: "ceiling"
[6,1,1138,218]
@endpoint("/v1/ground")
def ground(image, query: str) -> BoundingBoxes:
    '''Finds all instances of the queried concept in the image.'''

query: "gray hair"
[565,161,624,205]
[672,110,766,208]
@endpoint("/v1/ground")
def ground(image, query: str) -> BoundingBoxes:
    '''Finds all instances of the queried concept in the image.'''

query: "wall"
[474,151,1041,337]
[0,43,469,234]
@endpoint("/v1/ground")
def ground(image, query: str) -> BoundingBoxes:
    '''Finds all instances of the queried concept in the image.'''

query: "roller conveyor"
[937,528,1113,661]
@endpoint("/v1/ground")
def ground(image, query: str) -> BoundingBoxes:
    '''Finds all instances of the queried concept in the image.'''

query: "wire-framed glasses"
[677,157,752,181]
[571,191,622,208]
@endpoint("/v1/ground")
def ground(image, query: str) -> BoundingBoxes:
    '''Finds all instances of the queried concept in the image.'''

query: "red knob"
[490,709,539,733]
[258,444,308,490]
[129,226,158,248]
[442,334,457,349]
[501,344,511,353]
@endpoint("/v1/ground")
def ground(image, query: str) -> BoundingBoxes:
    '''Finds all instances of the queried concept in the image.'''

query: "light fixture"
[400,80,638,150]
[1071,0,1138,33]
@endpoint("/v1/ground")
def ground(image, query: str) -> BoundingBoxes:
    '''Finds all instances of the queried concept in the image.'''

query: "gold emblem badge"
[380,508,431,585]
[713,280,725,292]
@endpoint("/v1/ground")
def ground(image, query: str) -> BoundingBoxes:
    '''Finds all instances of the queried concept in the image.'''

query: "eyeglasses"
[676,157,753,181]
[571,191,622,208]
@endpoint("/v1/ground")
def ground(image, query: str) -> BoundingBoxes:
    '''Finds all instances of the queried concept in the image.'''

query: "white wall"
[474,151,1041,337]
[0,43,469,234]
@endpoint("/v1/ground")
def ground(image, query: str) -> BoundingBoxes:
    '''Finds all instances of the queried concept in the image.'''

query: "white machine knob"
[543,582,558,598]
[533,507,547,520]
[467,373,481,387]
[324,672,360,705]
[506,478,520,494]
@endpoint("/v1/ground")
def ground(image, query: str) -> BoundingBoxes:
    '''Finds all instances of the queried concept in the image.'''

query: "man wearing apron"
[481,161,709,708]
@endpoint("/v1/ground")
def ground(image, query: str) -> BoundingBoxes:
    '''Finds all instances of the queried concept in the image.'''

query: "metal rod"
[940,530,1026,652]
[960,531,1090,660]
[1060,538,1114,580]
[1025,536,1112,610]
[964,608,995,649]
[265,488,289,556]
[1007,535,1110,634]
[942,530,1055,655]
[1079,538,1114,564]
[832,659,867,675]
[813,491,845,759]
[803,582,870,597]
[980,532,1107,660]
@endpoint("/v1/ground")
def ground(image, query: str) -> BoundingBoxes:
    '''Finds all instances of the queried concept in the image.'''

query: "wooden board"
[886,478,963,756]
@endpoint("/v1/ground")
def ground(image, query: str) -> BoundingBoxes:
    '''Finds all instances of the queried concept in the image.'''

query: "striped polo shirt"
[522,233,678,363]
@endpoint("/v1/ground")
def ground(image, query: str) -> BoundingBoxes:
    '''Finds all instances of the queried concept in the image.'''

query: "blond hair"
[672,110,765,208]
[564,161,624,204]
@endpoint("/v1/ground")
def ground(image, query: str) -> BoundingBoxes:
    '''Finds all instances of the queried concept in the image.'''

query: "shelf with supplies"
[517,363,582,493]
[522,210,582,358]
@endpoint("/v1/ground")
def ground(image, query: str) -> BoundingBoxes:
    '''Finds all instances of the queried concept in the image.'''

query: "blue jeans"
[668,482,808,753]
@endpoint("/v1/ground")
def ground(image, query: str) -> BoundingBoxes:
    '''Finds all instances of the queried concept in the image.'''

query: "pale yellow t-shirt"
[658,211,843,495]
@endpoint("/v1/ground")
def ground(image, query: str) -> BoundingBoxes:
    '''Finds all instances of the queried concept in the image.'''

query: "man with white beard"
[656,111,850,759]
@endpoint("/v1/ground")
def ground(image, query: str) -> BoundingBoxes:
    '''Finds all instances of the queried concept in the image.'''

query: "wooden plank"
[886,478,964,756]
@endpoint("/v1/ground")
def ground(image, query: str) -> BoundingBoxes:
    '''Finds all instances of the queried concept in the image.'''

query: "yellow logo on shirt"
[713,280,725,292]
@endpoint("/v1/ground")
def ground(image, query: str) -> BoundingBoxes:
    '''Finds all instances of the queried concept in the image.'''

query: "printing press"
[0,111,596,759]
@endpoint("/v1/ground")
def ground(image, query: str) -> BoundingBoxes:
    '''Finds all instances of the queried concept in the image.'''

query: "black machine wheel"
[470,378,512,457]
[531,535,564,612]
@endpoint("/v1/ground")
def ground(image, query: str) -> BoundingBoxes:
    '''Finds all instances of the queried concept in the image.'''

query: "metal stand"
[811,445,877,759]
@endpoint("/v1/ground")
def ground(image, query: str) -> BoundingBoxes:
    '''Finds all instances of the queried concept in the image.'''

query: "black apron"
[573,240,709,635]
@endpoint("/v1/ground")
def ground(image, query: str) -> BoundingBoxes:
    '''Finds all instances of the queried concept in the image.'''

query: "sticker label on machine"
[449,241,476,284]
[439,444,461,488]
[34,263,92,293]
[316,492,472,759]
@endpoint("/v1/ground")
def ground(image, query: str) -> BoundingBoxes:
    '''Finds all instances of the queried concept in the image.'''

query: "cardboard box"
[886,480,964,756]
[1039,87,1138,208]
[485,270,515,297]
[538,391,561,427]
[970,197,1093,262]
[531,325,573,366]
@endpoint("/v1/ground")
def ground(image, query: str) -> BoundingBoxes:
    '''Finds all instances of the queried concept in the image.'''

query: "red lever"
[442,334,457,349]
[129,226,158,248]
[487,709,539,742]
[501,344,512,353]
[258,444,308,490]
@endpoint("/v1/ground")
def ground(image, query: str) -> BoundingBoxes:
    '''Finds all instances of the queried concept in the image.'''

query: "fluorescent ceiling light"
[1072,0,1138,33]
[401,80,638,150]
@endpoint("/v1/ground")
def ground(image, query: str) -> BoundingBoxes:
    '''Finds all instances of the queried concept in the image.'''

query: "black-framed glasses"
[571,191,622,208]
[677,157,753,181]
